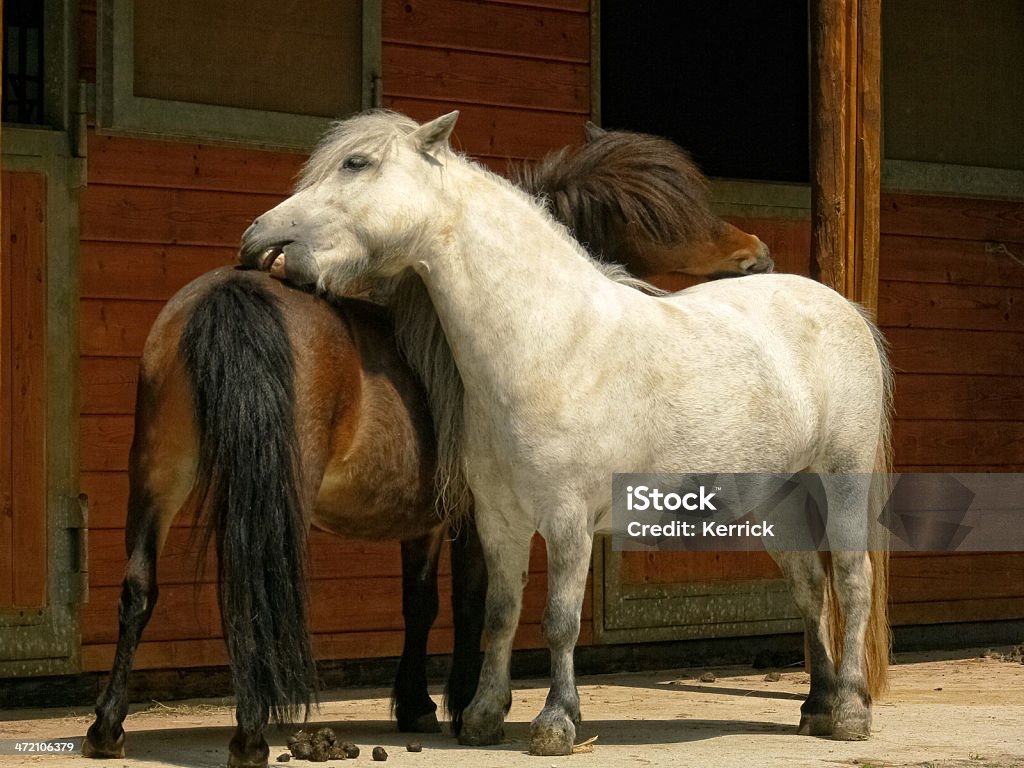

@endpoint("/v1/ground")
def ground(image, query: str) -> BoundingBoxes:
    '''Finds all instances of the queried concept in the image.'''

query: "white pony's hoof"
[797,712,833,737]
[832,720,871,741]
[832,700,871,740]
[529,712,575,756]
[459,710,504,746]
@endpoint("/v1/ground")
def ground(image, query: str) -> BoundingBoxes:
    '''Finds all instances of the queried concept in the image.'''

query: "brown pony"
[84,270,486,768]
[85,127,771,768]
[513,122,773,283]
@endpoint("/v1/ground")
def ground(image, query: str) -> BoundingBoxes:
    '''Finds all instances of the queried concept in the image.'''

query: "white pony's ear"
[584,121,607,142]
[411,111,460,154]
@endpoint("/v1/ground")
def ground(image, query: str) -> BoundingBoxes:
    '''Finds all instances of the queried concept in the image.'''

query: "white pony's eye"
[342,155,372,172]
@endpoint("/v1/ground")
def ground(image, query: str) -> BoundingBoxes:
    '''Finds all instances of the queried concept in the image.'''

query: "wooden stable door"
[0,170,49,613]
[0,130,84,678]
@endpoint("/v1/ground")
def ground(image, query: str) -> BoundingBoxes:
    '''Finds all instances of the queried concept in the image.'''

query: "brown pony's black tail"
[180,275,316,729]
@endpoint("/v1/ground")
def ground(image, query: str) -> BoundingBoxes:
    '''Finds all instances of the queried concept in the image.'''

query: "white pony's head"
[239,110,460,293]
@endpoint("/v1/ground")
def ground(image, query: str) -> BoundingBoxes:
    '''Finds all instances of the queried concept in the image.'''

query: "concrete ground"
[1,648,1022,768]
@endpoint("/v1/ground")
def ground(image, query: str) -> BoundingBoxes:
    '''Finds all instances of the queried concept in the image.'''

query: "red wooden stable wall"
[879,196,1024,625]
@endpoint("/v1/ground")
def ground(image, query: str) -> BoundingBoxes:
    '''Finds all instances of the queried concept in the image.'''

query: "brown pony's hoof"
[227,752,269,768]
[83,724,126,759]
[228,731,270,768]
[399,711,441,733]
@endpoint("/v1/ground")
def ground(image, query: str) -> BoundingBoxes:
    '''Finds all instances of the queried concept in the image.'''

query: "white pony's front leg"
[530,506,592,756]
[459,505,534,747]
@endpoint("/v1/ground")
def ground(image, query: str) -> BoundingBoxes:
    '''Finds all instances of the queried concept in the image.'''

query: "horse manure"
[341,742,360,758]
[287,729,359,761]
[372,746,388,761]
[290,741,313,760]
[406,742,423,752]
[699,671,716,683]
[309,743,332,762]
[764,671,782,682]
[314,727,338,746]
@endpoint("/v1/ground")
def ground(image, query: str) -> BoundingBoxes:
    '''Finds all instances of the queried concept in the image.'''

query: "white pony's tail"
[865,310,894,699]
[825,307,893,700]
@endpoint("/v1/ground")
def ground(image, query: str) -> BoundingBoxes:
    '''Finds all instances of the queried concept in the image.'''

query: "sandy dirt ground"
[2,648,1022,768]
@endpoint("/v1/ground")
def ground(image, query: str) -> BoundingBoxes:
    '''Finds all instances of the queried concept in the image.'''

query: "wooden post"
[809,0,881,314]
[806,0,882,674]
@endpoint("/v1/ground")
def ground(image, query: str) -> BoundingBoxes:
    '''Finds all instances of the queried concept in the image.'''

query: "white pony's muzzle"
[239,217,320,288]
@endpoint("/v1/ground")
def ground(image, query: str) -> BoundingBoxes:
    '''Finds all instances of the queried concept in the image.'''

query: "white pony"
[239,111,892,755]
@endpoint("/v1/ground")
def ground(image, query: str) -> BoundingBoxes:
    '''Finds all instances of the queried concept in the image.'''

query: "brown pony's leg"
[394,529,444,732]
[84,493,163,758]
[446,516,487,736]
[85,362,194,759]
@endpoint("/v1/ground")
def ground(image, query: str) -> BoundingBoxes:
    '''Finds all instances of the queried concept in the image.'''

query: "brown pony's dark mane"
[511,127,723,260]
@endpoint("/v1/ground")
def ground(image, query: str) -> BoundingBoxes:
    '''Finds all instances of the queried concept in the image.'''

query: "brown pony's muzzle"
[239,218,320,288]
[747,240,774,273]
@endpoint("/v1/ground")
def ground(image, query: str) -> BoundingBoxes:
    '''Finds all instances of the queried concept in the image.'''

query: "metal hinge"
[66,494,89,604]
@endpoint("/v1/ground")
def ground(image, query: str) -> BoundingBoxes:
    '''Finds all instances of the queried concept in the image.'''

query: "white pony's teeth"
[259,246,284,271]
[270,253,287,278]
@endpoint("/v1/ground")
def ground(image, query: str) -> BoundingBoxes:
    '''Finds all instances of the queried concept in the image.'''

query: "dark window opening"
[601,1,810,184]
[883,0,1024,173]
[2,0,46,125]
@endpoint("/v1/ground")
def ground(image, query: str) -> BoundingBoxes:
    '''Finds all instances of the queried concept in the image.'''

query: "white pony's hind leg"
[773,551,836,736]
[530,510,592,756]
[820,470,875,740]
[459,509,533,747]
[830,550,874,739]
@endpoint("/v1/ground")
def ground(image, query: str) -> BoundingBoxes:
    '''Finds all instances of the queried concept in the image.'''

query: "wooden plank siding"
[878,194,1024,623]
[78,0,593,671]
[381,0,590,167]
[880,196,1024,470]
